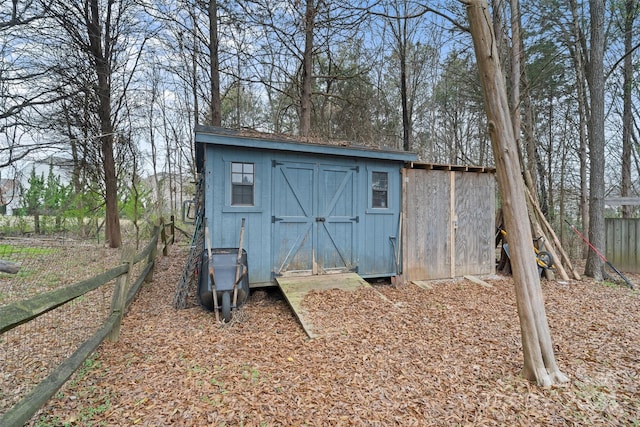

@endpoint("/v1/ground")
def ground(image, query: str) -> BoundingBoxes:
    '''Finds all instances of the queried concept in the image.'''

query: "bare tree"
[0,0,67,168]
[237,0,368,137]
[47,0,148,247]
[373,1,432,151]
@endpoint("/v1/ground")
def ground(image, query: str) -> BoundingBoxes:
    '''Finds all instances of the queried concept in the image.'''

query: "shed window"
[231,162,254,206]
[371,171,388,208]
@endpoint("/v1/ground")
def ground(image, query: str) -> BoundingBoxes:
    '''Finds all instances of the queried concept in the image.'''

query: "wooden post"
[145,226,159,283]
[170,214,175,242]
[449,171,456,278]
[108,247,134,342]
[161,217,168,256]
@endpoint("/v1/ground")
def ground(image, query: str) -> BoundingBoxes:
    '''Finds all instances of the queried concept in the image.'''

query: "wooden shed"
[195,126,496,289]
[196,126,417,287]
[402,163,496,281]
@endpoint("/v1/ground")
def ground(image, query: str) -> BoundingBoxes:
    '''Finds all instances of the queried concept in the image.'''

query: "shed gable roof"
[195,125,417,162]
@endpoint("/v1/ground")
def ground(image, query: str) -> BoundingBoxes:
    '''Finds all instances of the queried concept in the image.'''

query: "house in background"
[0,178,20,215]
[0,158,70,216]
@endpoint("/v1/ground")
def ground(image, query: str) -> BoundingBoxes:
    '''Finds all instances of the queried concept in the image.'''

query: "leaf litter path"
[32,243,640,426]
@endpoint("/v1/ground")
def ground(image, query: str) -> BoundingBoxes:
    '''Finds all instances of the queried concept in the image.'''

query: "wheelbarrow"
[198,219,249,322]
[499,228,553,277]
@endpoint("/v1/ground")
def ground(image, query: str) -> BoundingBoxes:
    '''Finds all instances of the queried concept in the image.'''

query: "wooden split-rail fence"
[0,218,175,426]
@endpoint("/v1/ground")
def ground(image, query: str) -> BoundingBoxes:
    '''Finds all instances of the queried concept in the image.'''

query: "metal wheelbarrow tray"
[198,248,249,321]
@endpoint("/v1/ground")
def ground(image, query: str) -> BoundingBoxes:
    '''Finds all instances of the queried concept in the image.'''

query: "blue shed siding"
[206,149,274,285]
[199,128,416,286]
[359,162,403,277]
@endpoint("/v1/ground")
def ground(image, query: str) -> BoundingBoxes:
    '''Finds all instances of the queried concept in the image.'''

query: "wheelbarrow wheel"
[536,250,553,269]
[221,291,232,322]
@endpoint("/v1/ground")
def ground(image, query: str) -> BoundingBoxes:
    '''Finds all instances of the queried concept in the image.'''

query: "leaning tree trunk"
[465,0,568,386]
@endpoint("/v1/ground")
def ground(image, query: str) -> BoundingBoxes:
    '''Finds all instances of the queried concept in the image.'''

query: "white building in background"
[0,158,70,216]
[0,177,20,215]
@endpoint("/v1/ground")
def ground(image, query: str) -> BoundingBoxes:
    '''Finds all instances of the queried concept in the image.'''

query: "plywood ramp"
[276,273,372,339]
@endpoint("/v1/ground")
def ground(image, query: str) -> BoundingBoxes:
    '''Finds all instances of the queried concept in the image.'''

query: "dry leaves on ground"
[30,244,640,426]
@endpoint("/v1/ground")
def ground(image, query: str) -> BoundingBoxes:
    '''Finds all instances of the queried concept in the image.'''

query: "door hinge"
[350,216,359,223]
[315,217,326,222]
[272,160,283,167]
[272,216,283,223]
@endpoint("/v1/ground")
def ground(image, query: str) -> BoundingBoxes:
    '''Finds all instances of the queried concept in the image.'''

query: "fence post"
[146,225,159,283]
[161,217,168,256]
[108,246,134,342]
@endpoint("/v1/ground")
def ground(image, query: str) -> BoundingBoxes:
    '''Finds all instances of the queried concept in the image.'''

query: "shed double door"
[272,161,357,276]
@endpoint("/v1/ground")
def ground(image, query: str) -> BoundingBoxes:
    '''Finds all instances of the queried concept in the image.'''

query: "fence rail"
[0,217,175,426]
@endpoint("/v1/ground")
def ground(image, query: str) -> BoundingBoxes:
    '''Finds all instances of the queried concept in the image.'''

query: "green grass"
[0,244,56,256]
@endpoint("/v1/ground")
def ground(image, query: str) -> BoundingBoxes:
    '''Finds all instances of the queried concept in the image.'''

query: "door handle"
[316,217,325,222]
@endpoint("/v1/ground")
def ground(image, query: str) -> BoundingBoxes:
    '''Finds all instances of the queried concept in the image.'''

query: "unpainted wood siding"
[403,169,495,281]
[606,218,640,273]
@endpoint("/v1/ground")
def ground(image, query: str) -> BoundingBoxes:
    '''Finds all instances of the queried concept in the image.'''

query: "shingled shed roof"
[195,125,418,162]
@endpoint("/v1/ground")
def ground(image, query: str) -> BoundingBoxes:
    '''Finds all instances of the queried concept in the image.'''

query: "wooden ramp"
[276,273,372,338]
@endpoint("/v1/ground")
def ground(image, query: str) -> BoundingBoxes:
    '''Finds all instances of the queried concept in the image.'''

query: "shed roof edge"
[195,125,417,162]
[407,161,496,174]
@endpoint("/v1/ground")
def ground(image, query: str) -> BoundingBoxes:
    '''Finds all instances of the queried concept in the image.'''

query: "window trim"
[222,159,263,213]
[231,161,255,206]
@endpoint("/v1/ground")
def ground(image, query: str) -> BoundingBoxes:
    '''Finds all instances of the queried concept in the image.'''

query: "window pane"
[373,190,387,208]
[232,163,243,173]
[232,173,243,184]
[232,185,254,205]
[372,172,388,208]
[372,172,388,191]
[243,163,254,174]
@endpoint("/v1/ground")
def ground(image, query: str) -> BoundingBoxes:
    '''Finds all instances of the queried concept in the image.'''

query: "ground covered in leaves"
[31,243,640,426]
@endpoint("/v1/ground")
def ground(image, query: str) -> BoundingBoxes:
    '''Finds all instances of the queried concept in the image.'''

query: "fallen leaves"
[11,240,640,426]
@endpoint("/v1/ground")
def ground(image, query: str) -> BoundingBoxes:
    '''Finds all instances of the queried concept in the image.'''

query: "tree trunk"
[34,212,40,234]
[508,0,522,154]
[397,17,411,151]
[620,0,635,218]
[299,0,315,137]
[466,0,568,386]
[102,133,121,248]
[88,0,121,248]
[209,0,221,126]
[191,7,203,173]
[569,0,590,258]
[585,0,605,280]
